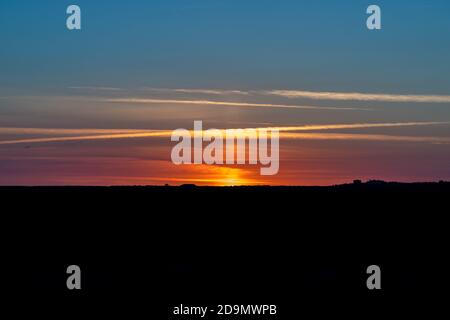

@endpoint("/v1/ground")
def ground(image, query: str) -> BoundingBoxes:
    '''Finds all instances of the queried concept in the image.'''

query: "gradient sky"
[1,0,449,185]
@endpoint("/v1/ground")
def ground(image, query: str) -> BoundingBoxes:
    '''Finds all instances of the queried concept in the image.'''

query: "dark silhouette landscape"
[2,181,448,316]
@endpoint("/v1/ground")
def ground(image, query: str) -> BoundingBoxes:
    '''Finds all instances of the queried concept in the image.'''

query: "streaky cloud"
[1,131,448,145]
[105,98,367,111]
[69,86,124,91]
[264,90,450,103]
[0,128,153,135]
[140,88,250,95]
[0,131,172,145]
[0,121,448,145]
[62,87,450,104]
[173,89,249,95]
[261,121,450,131]
[281,132,450,143]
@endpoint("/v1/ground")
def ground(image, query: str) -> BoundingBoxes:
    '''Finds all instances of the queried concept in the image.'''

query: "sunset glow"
[1,1,450,186]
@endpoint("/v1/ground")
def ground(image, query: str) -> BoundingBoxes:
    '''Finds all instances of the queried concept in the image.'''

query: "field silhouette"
[2,181,448,316]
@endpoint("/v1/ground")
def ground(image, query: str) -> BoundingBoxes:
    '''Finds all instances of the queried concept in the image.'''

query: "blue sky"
[1,0,450,93]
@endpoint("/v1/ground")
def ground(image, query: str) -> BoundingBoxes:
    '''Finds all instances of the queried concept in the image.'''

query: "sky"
[0,0,449,186]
